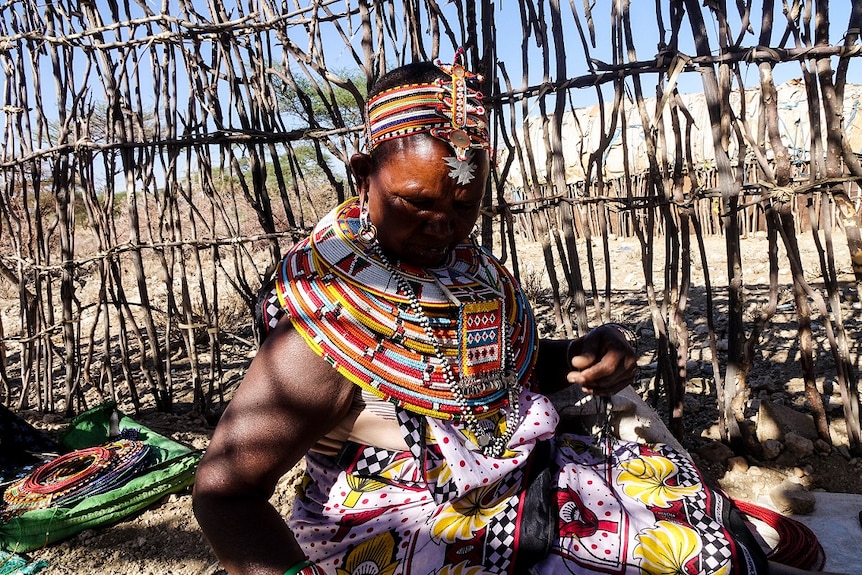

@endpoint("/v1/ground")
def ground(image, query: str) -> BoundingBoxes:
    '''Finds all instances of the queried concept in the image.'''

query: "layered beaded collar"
[276,199,538,454]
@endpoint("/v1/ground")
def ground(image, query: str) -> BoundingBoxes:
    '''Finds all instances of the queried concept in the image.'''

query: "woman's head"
[352,53,491,267]
[352,135,489,267]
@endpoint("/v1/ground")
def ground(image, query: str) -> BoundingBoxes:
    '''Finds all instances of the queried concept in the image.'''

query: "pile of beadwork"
[1,438,151,518]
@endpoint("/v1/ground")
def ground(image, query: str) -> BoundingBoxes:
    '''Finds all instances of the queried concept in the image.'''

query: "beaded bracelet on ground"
[1,438,152,518]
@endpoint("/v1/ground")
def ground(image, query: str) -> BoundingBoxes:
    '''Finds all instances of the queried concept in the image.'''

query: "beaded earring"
[357,199,378,244]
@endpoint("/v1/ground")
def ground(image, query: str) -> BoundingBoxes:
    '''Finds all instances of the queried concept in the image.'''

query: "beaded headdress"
[365,48,491,181]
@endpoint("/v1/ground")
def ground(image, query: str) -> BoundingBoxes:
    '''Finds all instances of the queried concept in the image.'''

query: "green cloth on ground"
[0,402,202,553]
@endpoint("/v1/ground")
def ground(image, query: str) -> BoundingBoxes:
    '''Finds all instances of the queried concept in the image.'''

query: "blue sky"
[293,1,860,114]
[487,1,860,109]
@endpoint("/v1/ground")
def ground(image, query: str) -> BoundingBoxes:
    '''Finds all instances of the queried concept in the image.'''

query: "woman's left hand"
[566,324,638,396]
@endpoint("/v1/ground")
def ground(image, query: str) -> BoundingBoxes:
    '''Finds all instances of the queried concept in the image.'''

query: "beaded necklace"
[368,240,521,457]
[275,199,538,451]
[2,438,151,517]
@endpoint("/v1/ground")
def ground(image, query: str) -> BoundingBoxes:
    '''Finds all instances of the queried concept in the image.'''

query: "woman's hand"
[565,324,637,396]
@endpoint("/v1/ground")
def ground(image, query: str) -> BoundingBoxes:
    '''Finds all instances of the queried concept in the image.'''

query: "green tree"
[271,67,366,130]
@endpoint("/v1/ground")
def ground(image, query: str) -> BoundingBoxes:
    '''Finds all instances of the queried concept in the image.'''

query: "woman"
[193,55,772,575]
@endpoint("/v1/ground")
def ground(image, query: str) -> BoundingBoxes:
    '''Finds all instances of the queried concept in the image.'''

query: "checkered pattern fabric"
[647,443,736,572]
[397,408,460,503]
[484,471,522,571]
[264,287,284,331]
[351,446,398,476]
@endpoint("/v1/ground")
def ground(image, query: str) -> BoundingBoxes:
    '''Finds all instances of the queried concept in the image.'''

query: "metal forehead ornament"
[443,150,477,185]
[433,48,487,183]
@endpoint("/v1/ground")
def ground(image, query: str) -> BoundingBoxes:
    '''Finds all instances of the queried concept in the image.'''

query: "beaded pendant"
[459,300,504,391]
[371,247,520,456]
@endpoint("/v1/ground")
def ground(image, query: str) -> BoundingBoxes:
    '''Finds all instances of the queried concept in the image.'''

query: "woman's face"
[352,136,490,267]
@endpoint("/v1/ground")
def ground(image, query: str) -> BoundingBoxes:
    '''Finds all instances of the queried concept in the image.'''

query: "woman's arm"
[534,324,637,396]
[193,318,355,575]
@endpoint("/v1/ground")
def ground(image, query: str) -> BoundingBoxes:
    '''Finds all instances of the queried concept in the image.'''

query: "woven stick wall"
[1,0,860,453]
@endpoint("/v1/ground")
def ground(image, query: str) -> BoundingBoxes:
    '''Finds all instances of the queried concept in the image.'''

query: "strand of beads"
[370,242,519,458]
[2,439,151,517]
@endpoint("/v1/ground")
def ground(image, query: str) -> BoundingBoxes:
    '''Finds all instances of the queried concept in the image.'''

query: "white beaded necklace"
[369,240,521,458]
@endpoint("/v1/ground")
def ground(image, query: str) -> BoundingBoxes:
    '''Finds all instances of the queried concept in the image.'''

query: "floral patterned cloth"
[289,388,767,575]
[278,200,768,574]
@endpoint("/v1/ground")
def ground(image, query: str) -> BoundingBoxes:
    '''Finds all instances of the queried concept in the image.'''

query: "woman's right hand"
[566,324,637,397]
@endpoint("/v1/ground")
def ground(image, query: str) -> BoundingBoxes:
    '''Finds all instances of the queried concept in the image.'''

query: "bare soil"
[8,231,862,574]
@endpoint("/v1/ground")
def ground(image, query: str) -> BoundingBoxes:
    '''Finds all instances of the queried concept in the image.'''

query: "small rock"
[683,395,701,414]
[761,438,783,460]
[824,394,843,413]
[756,400,819,442]
[784,432,814,458]
[727,456,749,473]
[814,439,831,454]
[697,440,735,466]
[748,398,762,412]
[792,467,806,478]
[769,480,816,515]
[701,424,722,441]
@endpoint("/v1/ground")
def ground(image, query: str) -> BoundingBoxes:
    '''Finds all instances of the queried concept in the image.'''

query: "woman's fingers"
[566,325,637,395]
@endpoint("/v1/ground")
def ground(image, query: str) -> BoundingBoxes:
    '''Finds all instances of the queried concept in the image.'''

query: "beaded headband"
[365,48,491,177]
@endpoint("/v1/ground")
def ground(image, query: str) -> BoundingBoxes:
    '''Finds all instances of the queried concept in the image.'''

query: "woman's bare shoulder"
[199,318,356,486]
[249,318,354,405]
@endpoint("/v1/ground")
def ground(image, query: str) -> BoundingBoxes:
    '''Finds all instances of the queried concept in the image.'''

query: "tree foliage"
[272,67,366,130]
